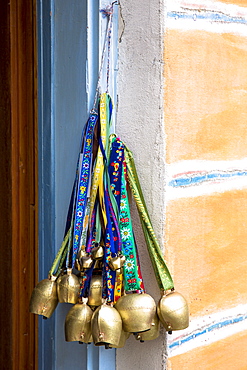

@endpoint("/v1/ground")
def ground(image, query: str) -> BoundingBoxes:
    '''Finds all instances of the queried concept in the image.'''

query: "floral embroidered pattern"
[108,137,142,292]
[72,113,97,267]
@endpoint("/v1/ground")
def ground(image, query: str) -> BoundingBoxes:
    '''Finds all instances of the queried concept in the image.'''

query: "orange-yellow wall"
[165,2,247,368]
[220,0,247,6]
[168,331,247,370]
[166,190,247,317]
[165,30,247,163]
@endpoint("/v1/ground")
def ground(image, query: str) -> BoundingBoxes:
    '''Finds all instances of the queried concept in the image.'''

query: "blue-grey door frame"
[37,1,117,369]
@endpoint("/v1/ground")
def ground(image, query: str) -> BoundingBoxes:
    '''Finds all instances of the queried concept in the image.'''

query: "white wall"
[116,1,168,369]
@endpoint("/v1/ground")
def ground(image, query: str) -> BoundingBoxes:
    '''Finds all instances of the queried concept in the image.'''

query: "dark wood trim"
[0,1,13,368]
[0,0,38,368]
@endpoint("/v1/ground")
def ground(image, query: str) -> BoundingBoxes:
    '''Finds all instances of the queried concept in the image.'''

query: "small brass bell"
[81,254,94,269]
[94,260,103,270]
[87,275,103,307]
[91,302,122,347]
[115,293,156,333]
[29,275,58,318]
[157,290,189,332]
[135,312,160,342]
[91,245,104,260]
[57,268,80,304]
[108,254,126,271]
[77,249,87,259]
[65,298,93,343]
[74,258,81,271]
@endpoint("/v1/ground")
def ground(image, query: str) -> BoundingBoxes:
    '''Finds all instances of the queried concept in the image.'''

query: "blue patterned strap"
[108,137,141,291]
[72,113,98,268]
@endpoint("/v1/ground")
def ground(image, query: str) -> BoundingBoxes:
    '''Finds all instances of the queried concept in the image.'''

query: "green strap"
[124,146,174,291]
[120,160,140,291]
[56,242,70,277]
[48,228,71,277]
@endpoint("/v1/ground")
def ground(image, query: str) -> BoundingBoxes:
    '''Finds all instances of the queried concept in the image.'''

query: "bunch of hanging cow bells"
[29,93,189,349]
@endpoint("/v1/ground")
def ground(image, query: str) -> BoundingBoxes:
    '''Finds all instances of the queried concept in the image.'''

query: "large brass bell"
[29,275,58,318]
[157,290,189,332]
[135,312,160,342]
[110,329,130,348]
[65,298,93,343]
[115,293,156,333]
[57,268,80,304]
[87,275,103,307]
[91,302,122,347]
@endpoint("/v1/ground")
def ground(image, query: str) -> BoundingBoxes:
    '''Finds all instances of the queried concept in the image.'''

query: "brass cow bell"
[29,275,58,318]
[157,290,189,333]
[91,302,122,347]
[74,258,81,272]
[87,275,103,307]
[110,329,130,348]
[65,298,93,343]
[108,254,126,271]
[57,268,80,304]
[81,255,94,269]
[135,312,160,342]
[94,260,103,270]
[91,245,104,260]
[77,249,87,259]
[115,293,156,333]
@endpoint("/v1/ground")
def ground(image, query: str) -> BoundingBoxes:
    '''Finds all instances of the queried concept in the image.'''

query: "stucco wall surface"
[116,0,168,369]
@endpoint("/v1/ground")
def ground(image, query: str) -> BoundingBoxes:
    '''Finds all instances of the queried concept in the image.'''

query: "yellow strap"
[89,93,109,226]
[114,269,123,304]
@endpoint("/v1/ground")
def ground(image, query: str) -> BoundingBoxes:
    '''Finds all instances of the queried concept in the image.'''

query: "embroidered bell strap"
[85,202,97,253]
[79,263,95,298]
[102,232,116,303]
[108,136,142,292]
[97,131,123,302]
[102,185,124,302]
[49,144,82,275]
[124,145,174,291]
[72,113,98,267]
[79,201,91,252]
[121,160,144,291]
[64,125,89,269]
[105,188,122,254]
[89,93,112,226]
[102,242,116,302]
[105,187,123,303]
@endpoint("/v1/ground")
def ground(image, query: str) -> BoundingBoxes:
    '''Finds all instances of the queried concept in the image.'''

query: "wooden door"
[0,0,38,369]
